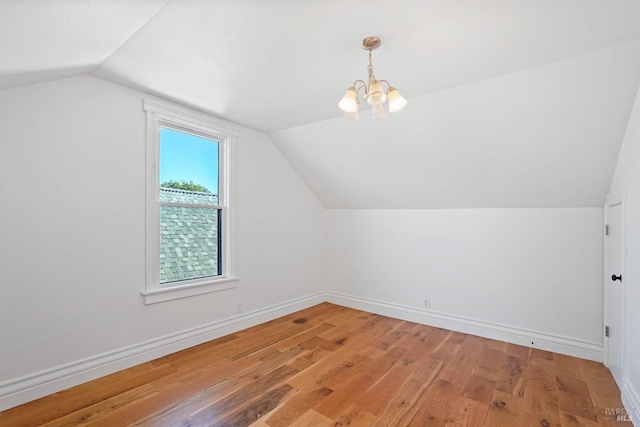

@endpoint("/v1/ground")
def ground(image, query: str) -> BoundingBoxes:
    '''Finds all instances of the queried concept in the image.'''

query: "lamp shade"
[366,80,387,106]
[338,87,358,113]
[371,102,387,119]
[387,87,407,112]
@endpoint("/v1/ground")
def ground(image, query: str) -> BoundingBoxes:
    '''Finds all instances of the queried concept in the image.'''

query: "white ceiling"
[2,0,640,208]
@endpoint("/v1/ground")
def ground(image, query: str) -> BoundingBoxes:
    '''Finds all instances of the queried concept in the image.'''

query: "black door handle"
[612,274,622,282]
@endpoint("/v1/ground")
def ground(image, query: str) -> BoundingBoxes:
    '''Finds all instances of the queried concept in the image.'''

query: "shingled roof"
[159,188,219,284]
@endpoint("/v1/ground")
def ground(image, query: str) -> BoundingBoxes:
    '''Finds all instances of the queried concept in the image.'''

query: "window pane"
[159,127,219,199]
[160,206,221,284]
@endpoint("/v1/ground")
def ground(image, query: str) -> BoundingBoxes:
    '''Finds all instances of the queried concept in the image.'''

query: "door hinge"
[605,326,610,337]
[605,224,609,236]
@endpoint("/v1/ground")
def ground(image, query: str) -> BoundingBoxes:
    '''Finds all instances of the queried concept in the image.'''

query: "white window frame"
[142,99,238,304]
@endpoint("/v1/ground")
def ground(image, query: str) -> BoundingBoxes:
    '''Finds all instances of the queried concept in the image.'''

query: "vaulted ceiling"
[2,0,640,208]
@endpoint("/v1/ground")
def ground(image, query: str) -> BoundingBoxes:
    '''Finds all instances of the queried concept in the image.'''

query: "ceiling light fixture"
[338,36,407,120]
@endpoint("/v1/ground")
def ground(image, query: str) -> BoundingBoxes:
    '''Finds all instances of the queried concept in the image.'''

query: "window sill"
[141,276,239,305]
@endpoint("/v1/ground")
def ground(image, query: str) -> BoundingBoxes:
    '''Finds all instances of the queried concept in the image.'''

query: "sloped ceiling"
[0,0,170,90]
[272,41,640,208]
[2,0,640,208]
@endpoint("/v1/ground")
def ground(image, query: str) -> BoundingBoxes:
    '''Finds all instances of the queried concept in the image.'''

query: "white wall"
[0,75,326,408]
[608,85,640,421]
[0,72,618,412]
[326,208,604,357]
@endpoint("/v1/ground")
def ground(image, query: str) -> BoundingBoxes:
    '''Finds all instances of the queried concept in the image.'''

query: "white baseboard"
[0,292,325,412]
[325,291,604,362]
[0,290,606,413]
[622,381,639,425]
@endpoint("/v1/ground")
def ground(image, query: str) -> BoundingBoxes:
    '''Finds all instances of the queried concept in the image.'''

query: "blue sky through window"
[159,127,219,194]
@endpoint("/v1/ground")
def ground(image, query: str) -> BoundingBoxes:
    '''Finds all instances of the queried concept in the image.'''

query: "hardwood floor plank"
[429,340,461,363]
[523,379,563,426]
[371,358,445,426]
[210,384,294,427]
[531,348,555,361]
[252,323,336,359]
[286,409,333,427]
[353,365,412,415]
[461,374,497,405]
[313,347,406,419]
[559,410,600,426]
[286,321,392,390]
[236,303,342,337]
[393,322,428,351]
[403,327,451,363]
[447,331,468,345]
[134,354,265,424]
[438,338,483,386]
[370,377,424,426]
[0,303,628,427]
[496,354,527,396]
[263,386,332,427]
[553,353,584,379]
[313,353,372,390]
[410,383,488,427]
[286,348,329,372]
[556,375,592,398]
[0,362,169,427]
[238,346,305,380]
[150,334,239,368]
[485,389,524,426]
[132,379,235,426]
[228,322,315,361]
[331,407,377,426]
[474,346,505,381]
[0,389,88,427]
[42,384,157,426]
[80,363,176,406]
[522,410,562,427]
[581,360,622,406]
[184,365,300,426]
[506,342,531,359]
[526,353,558,380]
[556,390,597,421]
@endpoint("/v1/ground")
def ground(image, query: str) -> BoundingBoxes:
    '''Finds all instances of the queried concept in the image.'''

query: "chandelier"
[338,36,407,119]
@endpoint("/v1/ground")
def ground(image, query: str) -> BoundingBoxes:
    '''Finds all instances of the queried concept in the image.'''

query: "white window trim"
[142,99,238,305]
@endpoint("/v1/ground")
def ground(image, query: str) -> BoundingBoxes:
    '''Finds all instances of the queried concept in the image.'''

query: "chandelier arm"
[353,79,368,92]
[377,80,391,91]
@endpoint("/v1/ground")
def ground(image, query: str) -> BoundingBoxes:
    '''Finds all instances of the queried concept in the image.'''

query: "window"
[142,100,237,304]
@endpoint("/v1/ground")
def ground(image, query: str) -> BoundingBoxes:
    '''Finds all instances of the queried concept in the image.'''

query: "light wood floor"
[0,303,630,426]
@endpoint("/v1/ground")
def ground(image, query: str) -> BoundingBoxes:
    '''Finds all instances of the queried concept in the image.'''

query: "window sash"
[159,205,222,285]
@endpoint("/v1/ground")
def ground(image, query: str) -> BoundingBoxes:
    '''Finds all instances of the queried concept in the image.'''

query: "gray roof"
[159,188,219,284]
[159,187,218,205]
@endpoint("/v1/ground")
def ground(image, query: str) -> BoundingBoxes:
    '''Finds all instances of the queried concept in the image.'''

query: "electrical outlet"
[236,301,243,313]
[423,299,431,309]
